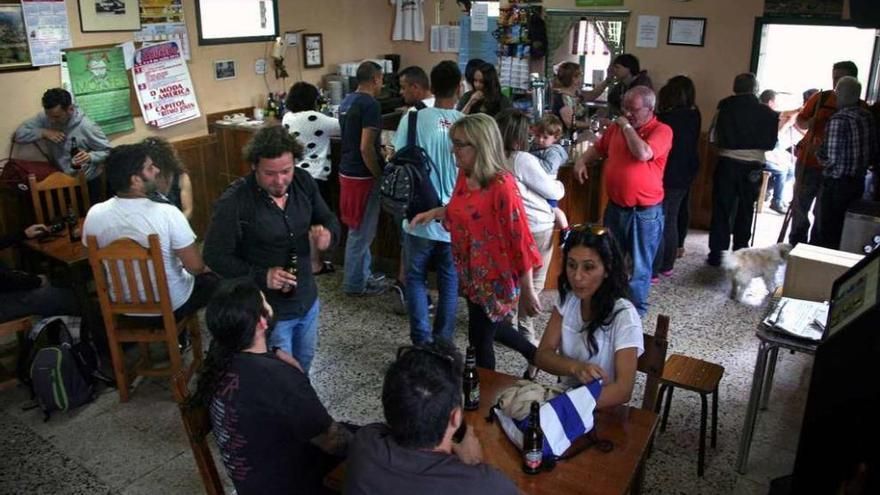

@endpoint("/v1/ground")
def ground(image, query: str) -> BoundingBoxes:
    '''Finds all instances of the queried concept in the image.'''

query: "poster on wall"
[133,40,200,129]
[0,2,32,71]
[64,46,134,134]
[21,0,72,67]
[134,0,190,60]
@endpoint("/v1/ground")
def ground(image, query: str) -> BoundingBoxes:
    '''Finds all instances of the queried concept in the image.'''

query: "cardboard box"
[783,244,864,302]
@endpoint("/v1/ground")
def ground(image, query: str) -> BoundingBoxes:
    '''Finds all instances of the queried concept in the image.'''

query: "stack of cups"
[328,81,344,105]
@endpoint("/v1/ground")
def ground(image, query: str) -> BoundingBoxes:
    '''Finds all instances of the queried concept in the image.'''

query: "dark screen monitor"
[789,248,880,494]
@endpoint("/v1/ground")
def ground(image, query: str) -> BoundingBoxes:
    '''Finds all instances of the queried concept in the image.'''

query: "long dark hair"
[658,75,696,113]
[557,227,631,356]
[476,63,503,114]
[190,279,265,407]
[495,108,530,157]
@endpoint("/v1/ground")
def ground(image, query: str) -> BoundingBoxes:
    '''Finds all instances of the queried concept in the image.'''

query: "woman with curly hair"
[143,136,193,219]
[534,225,644,409]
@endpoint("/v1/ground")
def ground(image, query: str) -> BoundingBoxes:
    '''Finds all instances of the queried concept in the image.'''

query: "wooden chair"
[656,354,725,477]
[28,172,90,225]
[86,234,204,402]
[638,314,670,411]
[0,317,32,388]
[171,369,226,495]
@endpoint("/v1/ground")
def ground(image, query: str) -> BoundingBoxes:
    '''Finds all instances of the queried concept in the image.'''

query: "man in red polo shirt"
[574,86,672,316]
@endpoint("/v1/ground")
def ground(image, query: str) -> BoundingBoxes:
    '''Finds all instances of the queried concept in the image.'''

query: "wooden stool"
[756,170,771,214]
[656,354,725,477]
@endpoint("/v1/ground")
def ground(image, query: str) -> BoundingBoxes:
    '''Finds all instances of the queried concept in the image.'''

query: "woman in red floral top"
[412,114,542,370]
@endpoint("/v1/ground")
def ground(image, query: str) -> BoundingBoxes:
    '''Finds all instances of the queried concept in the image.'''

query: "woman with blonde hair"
[551,61,613,135]
[412,114,541,371]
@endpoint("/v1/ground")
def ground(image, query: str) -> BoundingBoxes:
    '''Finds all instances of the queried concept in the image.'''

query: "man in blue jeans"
[574,86,673,316]
[393,61,464,344]
[204,126,340,374]
[338,61,390,296]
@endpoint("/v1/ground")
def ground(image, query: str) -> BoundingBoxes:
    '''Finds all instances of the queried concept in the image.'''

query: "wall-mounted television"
[195,0,279,46]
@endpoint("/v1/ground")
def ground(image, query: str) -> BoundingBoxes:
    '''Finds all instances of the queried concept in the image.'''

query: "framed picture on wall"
[78,0,141,32]
[303,33,323,69]
[0,2,33,71]
[667,17,706,47]
[214,59,236,80]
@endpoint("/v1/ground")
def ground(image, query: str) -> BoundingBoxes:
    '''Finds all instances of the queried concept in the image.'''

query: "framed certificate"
[667,17,706,47]
[303,33,323,69]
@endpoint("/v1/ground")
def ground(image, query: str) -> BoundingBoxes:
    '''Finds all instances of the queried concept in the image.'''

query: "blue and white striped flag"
[494,380,602,458]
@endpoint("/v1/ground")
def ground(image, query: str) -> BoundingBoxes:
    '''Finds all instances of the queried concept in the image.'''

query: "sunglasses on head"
[560,223,608,247]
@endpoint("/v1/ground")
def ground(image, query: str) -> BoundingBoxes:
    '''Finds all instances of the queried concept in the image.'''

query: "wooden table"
[326,368,658,494]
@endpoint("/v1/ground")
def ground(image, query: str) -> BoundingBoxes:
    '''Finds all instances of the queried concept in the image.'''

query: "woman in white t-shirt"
[282,82,340,275]
[535,224,644,409]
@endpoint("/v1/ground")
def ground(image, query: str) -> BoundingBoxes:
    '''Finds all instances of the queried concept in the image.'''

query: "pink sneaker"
[660,270,673,277]
[651,276,660,285]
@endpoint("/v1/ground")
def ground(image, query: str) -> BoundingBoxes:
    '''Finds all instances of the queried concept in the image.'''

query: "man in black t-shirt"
[344,341,518,495]
[338,61,390,296]
[192,279,351,495]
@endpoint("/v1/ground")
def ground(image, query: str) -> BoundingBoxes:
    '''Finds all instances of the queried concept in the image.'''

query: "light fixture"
[577,17,588,55]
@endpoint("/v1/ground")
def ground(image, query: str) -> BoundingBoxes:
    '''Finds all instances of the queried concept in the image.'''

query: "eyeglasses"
[452,140,474,150]
[396,344,456,365]
[561,223,608,247]
[623,106,649,114]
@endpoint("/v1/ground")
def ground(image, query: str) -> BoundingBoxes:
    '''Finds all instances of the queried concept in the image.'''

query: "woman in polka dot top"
[282,82,341,186]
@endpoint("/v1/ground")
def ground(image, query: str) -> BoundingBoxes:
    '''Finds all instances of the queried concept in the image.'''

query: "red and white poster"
[132,40,200,128]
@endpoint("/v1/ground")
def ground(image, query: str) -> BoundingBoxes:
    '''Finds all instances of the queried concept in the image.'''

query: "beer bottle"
[281,247,297,297]
[66,206,80,243]
[70,137,82,170]
[462,346,480,411]
[522,401,543,475]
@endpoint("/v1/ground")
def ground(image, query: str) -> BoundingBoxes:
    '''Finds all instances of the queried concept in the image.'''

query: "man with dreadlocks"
[192,278,351,494]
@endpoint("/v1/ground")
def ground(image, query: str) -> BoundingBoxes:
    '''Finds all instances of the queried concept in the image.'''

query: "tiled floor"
[0,212,810,494]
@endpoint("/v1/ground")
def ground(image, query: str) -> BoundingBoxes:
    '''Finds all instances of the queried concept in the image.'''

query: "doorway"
[751,18,879,109]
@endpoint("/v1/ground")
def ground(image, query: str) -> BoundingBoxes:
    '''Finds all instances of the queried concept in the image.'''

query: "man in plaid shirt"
[815,76,879,249]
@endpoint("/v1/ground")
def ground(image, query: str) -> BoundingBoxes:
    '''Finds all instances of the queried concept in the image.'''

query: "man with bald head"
[574,86,673,316]
[815,76,878,249]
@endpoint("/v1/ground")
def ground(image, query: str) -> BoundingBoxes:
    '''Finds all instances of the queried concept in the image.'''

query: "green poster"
[575,0,624,6]
[65,47,134,135]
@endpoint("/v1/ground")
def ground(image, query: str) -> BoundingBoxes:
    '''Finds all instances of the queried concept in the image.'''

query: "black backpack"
[19,318,95,420]
[380,110,441,220]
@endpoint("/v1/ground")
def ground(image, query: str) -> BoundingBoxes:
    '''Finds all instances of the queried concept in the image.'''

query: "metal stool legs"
[657,383,720,477]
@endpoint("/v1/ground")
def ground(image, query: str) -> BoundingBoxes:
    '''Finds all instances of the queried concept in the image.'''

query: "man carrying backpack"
[392,61,464,345]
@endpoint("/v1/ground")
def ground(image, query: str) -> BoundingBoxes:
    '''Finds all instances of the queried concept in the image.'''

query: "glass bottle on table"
[462,346,480,411]
[66,206,80,243]
[522,401,544,475]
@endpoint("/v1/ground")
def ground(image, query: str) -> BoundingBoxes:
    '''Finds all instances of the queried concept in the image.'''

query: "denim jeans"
[764,161,794,205]
[466,299,536,370]
[604,202,664,317]
[404,233,458,345]
[789,164,823,246]
[268,299,320,374]
[343,183,381,293]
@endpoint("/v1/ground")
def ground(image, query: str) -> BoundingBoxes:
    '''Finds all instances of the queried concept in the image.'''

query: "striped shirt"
[817,106,879,179]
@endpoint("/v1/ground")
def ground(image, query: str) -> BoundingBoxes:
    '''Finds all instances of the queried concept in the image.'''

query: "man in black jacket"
[1,224,78,320]
[203,125,340,374]
[707,73,779,266]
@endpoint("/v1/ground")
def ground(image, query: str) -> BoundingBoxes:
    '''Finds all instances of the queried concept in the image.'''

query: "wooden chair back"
[171,369,226,495]
[86,233,202,401]
[638,314,670,411]
[28,172,90,225]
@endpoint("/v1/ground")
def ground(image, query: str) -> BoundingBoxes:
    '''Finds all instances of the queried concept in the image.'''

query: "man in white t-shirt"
[399,66,435,109]
[83,142,217,319]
